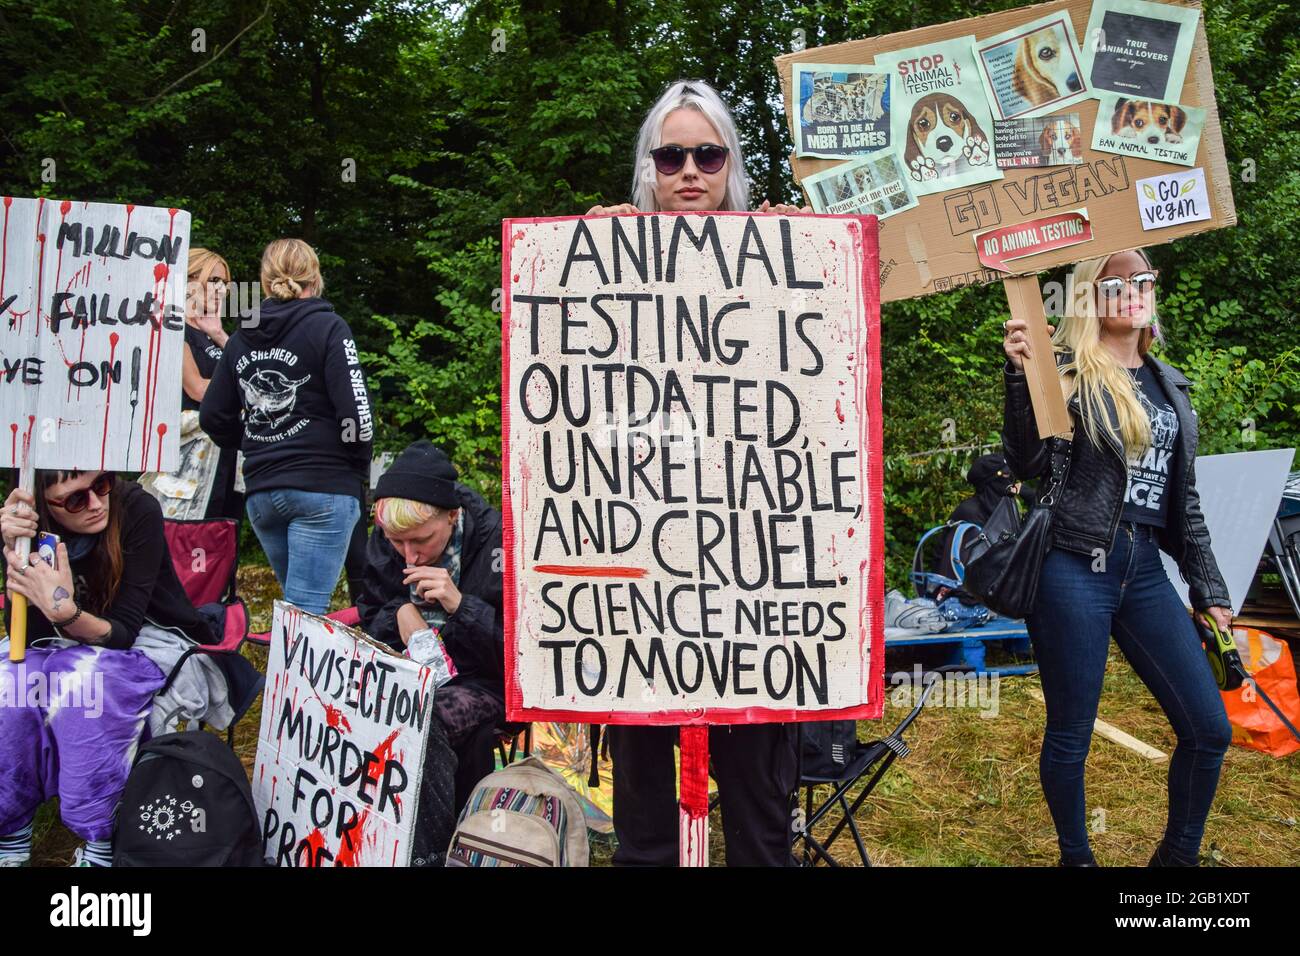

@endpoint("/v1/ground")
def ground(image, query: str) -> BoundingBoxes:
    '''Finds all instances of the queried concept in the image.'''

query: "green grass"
[24,564,1300,866]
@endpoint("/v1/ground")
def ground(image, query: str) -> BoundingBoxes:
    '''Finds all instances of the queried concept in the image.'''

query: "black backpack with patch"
[112,730,263,867]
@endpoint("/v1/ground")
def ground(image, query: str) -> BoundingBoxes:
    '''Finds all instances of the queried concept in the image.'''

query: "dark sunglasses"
[47,472,115,513]
[649,144,729,175]
[1097,271,1157,299]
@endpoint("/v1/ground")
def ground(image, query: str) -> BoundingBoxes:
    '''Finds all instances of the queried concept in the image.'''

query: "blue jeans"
[246,489,360,615]
[1026,519,1232,865]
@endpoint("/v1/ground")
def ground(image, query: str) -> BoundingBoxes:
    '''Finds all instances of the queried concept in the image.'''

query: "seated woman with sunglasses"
[0,471,218,867]
[1002,248,1233,867]
[587,79,808,867]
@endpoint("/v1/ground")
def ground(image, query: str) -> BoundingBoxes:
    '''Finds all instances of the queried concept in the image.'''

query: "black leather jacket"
[1001,348,1230,612]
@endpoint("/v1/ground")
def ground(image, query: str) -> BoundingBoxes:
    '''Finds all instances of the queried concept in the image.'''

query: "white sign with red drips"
[502,212,885,724]
[0,196,189,472]
[254,602,433,867]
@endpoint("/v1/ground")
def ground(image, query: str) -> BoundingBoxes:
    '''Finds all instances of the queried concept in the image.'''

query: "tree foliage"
[1,0,1294,587]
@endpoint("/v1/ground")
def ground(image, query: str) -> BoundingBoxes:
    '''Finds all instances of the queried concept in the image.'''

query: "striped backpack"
[446,756,589,867]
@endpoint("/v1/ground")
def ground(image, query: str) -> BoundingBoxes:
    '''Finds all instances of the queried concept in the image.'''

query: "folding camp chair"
[496,723,533,767]
[157,599,262,747]
[794,668,947,867]
[162,517,240,607]
[1267,472,1300,618]
[161,517,262,748]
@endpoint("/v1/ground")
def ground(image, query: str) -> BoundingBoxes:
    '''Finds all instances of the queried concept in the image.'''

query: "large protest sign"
[0,197,188,472]
[254,602,432,866]
[3,196,188,663]
[776,0,1232,299]
[776,0,1235,437]
[502,212,884,725]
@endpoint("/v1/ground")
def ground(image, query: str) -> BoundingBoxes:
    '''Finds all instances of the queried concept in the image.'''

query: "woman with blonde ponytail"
[201,239,374,614]
[1002,248,1233,868]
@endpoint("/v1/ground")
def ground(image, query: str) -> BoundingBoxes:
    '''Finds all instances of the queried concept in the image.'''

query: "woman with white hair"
[1002,248,1233,867]
[589,79,807,867]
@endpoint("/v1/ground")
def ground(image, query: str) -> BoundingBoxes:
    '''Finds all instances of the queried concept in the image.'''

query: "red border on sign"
[501,211,884,726]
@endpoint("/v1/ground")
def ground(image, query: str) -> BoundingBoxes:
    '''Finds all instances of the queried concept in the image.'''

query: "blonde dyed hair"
[187,247,230,319]
[188,247,230,285]
[1052,249,1162,461]
[260,238,324,301]
[375,496,440,534]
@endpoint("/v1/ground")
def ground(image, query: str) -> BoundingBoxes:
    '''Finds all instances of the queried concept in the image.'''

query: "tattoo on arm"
[52,584,70,611]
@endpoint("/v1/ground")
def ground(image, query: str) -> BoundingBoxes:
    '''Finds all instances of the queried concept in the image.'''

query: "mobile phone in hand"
[36,531,60,569]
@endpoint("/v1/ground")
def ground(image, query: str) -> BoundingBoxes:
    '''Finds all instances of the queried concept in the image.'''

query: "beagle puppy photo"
[1011,25,1083,106]
[1111,98,1189,144]
[1038,118,1083,165]
[903,94,993,182]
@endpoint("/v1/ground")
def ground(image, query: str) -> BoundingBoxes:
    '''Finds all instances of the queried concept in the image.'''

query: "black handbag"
[962,437,1072,619]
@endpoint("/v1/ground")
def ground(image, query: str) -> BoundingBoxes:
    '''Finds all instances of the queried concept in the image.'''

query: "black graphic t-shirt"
[1121,363,1179,527]
[182,324,225,411]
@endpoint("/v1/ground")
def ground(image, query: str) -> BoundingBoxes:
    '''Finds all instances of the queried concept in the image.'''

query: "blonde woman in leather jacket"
[1002,248,1233,867]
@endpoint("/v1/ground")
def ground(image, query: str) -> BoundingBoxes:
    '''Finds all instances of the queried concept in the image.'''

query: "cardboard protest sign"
[1081,0,1200,100]
[779,0,1234,441]
[776,0,1235,303]
[876,36,1003,196]
[254,602,432,866]
[794,64,891,159]
[1092,95,1205,166]
[501,212,884,724]
[804,149,918,219]
[0,197,188,472]
[994,113,1086,168]
[975,11,1091,121]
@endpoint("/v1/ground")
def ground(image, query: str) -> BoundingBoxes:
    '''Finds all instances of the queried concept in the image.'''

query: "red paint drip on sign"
[100,332,119,468]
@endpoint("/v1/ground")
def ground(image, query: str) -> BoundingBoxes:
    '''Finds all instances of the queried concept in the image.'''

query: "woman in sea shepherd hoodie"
[200,239,374,614]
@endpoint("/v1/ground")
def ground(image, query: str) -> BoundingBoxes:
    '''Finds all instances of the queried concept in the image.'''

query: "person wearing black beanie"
[357,441,506,819]
[371,440,462,509]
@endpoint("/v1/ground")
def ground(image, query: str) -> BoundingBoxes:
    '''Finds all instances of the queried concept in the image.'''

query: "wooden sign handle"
[1003,275,1071,440]
[8,459,34,662]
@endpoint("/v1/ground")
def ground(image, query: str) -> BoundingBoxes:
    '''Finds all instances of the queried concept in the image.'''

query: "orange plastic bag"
[1221,627,1300,758]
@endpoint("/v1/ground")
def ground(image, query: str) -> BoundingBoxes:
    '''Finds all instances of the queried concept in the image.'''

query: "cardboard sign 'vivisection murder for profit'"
[775,0,1235,302]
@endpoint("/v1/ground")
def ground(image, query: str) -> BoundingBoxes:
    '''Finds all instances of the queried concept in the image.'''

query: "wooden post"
[1003,275,1071,439]
[8,457,34,662]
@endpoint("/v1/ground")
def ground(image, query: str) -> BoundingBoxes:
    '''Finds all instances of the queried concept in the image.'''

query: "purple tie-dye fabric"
[0,642,165,841]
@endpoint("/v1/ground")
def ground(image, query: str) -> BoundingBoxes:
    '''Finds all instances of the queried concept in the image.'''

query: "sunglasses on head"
[46,472,115,513]
[1097,271,1158,299]
[649,143,729,175]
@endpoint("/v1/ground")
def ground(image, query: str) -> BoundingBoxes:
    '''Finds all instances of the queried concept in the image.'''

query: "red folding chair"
[162,517,240,607]
[245,605,361,645]
[161,517,260,747]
